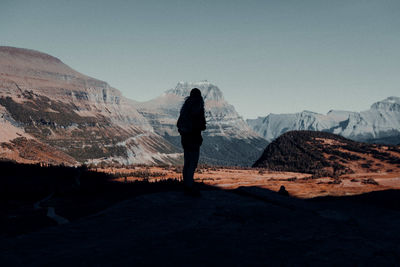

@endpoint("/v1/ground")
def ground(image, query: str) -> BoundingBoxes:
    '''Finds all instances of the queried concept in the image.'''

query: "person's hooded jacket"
[177,90,206,150]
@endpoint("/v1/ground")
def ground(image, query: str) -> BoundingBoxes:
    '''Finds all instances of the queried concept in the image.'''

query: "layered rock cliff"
[0,46,179,165]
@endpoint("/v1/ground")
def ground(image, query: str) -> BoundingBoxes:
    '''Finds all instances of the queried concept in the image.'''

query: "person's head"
[190,88,202,98]
[180,88,204,114]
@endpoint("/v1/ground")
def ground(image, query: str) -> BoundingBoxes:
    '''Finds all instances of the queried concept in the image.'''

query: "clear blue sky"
[1,0,399,118]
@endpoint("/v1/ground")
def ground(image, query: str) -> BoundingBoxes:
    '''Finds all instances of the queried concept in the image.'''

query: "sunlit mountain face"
[0,46,180,165]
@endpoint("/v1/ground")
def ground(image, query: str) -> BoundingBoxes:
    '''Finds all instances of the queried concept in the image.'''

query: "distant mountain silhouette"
[247,97,400,145]
[253,131,400,177]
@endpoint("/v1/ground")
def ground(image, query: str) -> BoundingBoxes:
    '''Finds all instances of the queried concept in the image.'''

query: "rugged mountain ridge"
[247,97,400,145]
[138,81,268,166]
[0,46,179,165]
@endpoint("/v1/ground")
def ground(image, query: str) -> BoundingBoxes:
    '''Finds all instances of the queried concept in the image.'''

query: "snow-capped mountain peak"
[247,96,400,144]
[138,81,268,165]
[165,81,224,101]
[371,96,400,112]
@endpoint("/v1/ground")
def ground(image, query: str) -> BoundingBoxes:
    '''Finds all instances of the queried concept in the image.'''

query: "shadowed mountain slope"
[253,131,400,177]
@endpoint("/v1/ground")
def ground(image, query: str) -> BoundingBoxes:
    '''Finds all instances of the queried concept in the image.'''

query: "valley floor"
[103,166,400,198]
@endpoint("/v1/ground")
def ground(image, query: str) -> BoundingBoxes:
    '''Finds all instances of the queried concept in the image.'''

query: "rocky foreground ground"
[2,187,400,266]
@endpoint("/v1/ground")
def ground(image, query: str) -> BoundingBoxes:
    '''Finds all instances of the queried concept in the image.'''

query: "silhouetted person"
[177,88,206,196]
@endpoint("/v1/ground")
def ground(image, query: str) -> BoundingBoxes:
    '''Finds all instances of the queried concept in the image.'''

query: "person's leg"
[183,147,200,188]
[182,148,193,187]
[187,148,200,185]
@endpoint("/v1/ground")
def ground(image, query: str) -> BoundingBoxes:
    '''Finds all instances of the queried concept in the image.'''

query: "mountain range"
[0,47,266,166]
[247,97,400,145]
[1,46,399,167]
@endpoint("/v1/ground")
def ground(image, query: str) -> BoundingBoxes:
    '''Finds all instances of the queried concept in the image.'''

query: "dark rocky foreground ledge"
[1,187,400,266]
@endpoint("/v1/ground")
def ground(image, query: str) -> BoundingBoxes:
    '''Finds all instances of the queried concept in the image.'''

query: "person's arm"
[200,108,206,131]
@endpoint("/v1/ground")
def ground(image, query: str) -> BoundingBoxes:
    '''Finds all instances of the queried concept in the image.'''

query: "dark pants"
[183,147,200,187]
